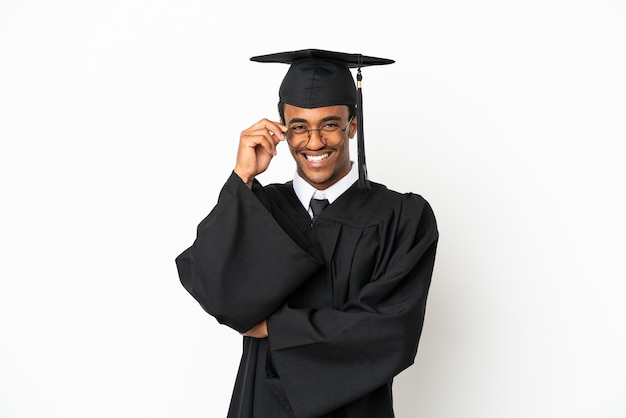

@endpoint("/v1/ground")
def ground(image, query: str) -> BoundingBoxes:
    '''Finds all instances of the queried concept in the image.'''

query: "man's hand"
[234,119,287,189]
[242,320,268,338]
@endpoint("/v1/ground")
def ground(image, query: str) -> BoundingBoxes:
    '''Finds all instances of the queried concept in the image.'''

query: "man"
[175,49,438,418]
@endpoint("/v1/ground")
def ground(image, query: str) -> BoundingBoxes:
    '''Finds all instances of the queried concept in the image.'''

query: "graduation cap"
[250,49,394,189]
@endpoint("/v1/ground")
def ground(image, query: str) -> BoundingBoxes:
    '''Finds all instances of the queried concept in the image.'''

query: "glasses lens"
[286,127,308,147]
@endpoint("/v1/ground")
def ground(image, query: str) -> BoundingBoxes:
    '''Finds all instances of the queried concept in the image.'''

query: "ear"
[349,116,358,138]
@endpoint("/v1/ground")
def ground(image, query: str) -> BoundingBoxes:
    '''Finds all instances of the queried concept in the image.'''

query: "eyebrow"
[288,115,343,125]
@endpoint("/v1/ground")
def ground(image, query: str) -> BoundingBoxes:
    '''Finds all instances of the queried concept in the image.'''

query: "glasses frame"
[286,117,353,148]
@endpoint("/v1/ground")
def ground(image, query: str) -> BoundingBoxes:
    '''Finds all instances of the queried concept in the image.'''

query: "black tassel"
[356,61,370,190]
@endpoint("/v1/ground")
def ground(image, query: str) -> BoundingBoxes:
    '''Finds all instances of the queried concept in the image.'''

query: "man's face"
[283,104,356,190]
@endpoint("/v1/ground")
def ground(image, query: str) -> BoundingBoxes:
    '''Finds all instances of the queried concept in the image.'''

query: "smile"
[305,152,330,162]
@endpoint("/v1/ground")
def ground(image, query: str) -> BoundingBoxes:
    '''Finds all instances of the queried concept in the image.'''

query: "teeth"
[306,153,329,162]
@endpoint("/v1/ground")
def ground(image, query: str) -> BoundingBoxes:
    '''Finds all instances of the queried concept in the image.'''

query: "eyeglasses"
[286,117,353,148]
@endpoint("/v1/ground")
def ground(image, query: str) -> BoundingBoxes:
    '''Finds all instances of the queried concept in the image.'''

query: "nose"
[306,129,325,149]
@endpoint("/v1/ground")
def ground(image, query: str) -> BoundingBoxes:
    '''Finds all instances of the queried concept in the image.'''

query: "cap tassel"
[356,61,370,190]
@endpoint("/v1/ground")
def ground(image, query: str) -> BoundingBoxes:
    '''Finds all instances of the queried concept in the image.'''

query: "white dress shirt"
[292,162,358,219]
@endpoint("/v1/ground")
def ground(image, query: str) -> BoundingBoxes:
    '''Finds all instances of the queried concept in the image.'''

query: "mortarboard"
[250,49,394,189]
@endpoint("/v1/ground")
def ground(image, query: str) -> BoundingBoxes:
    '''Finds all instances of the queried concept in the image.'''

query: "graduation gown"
[176,172,438,418]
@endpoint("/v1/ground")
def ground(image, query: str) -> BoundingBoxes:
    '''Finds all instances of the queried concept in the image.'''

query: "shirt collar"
[293,162,358,214]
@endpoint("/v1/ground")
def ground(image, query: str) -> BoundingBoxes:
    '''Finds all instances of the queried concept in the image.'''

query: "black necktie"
[310,198,330,219]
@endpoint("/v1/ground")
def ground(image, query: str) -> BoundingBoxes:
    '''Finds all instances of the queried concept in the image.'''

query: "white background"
[1,1,625,417]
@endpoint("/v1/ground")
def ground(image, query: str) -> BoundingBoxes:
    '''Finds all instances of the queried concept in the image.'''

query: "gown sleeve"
[175,172,323,333]
[266,194,439,418]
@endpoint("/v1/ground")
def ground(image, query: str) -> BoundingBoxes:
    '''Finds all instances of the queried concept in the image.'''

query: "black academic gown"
[176,172,438,418]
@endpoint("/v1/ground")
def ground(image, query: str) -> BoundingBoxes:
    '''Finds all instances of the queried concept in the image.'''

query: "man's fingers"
[248,119,287,141]
[242,320,268,339]
[234,119,287,183]
[243,130,278,155]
